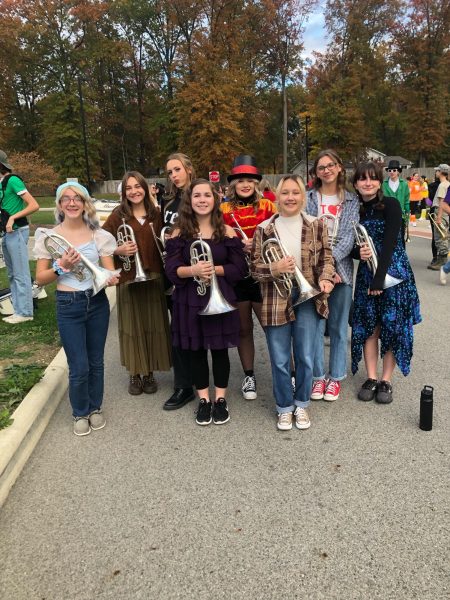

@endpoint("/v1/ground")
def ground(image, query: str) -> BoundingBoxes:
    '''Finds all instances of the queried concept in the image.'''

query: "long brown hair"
[118,171,159,221]
[177,179,226,241]
[165,153,196,208]
[313,149,346,198]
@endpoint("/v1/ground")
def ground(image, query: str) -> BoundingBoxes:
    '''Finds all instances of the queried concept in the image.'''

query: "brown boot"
[142,374,158,394]
[128,374,143,395]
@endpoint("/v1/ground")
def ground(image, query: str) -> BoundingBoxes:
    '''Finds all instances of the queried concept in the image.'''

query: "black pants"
[190,348,230,390]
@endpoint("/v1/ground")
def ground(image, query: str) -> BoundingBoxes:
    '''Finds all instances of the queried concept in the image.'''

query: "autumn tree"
[8,152,59,196]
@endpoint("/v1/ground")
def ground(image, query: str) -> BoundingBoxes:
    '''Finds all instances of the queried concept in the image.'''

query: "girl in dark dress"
[351,162,422,404]
[165,179,247,426]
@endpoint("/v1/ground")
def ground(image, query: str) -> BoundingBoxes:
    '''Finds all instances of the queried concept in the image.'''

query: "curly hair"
[55,185,99,230]
[312,149,347,198]
[352,161,385,215]
[118,171,159,222]
[165,153,196,209]
[177,179,226,241]
[226,177,262,213]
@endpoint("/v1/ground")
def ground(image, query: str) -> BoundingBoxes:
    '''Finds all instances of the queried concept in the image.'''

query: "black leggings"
[190,348,230,390]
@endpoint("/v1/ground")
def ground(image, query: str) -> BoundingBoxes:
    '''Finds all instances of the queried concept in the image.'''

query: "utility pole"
[77,75,91,194]
[305,113,311,181]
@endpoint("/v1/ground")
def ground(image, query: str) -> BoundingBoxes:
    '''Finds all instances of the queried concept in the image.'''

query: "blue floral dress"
[351,204,422,376]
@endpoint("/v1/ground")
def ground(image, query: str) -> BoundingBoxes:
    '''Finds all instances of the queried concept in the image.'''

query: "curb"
[0,287,117,509]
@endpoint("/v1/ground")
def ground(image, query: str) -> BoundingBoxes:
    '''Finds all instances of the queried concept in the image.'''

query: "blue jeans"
[443,260,450,274]
[264,295,320,413]
[2,227,33,317]
[313,283,352,382]
[56,289,110,417]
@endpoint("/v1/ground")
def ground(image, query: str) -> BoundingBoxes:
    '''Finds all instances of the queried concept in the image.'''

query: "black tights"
[190,348,230,390]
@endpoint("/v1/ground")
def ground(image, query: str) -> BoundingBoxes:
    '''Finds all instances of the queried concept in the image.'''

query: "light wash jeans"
[442,260,450,274]
[2,226,33,317]
[56,288,110,417]
[264,293,320,413]
[313,283,352,382]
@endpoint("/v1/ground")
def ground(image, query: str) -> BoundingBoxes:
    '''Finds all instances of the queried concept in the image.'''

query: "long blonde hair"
[226,178,262,213]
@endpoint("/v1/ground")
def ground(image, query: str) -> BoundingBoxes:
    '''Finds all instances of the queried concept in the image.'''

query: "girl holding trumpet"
[306,149,359,402]
[251,175,335,431]
[220,155,277,401]
[351,162,421,404]
[103,171,171,396]
[34,183,120,436]
[165,179,247,426]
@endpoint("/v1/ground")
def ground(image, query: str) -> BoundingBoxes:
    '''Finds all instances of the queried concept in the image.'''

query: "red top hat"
[227,154,262,182]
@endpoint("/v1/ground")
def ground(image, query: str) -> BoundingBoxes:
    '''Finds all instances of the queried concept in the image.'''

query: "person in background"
[164,179,247,426]
[408,172,422,227]
[34,183,119,436]
[0,150,39,324]
[259,178,276,202]
[221,155,277,401]
[428,164,450,271]
[382,160,410,245]
[426,172,441,269]
[103,171,172,396]
[149,182,160,209]
[162,152,197,410]
[306,149,359,402]
[351,162,421,405]
[251,175,335,431]
[420,175,429,214]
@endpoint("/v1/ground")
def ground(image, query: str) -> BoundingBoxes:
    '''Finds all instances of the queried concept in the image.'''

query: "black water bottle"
[419,386,433,431]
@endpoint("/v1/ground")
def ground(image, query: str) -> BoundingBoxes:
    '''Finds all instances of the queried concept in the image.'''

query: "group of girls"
[34,148,421,435]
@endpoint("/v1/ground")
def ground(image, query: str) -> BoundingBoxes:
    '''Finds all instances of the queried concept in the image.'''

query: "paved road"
[0,235,449,600]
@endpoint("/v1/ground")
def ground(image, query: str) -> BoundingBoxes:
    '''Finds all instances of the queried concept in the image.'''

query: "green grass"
[0,262,60,429]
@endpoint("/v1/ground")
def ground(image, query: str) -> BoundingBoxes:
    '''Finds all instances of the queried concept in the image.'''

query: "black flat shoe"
[163,388,195,411]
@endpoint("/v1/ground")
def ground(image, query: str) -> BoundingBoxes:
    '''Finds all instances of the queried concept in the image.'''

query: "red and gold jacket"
[220,198,277,239]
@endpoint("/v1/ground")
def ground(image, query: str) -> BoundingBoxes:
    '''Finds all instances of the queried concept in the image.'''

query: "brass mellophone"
[319,213,340,247]
[149,223,169,264]
[116,219,149,284]
[190,237,236,315]
[43,231,121,296]
[261,221,320,305]
[351,221,402,289]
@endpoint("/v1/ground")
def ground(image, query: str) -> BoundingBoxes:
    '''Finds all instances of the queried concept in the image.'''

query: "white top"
[319,193,341,236]
[33,227,117,291]
[275,214,302,268]
[387,179,400,193]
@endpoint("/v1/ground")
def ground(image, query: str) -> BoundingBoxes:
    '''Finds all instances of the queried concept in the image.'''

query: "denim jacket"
[306,189,359,286]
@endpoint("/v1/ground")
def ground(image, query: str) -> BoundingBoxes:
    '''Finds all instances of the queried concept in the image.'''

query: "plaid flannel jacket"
[250,212,335,326]
[306,189,360,286]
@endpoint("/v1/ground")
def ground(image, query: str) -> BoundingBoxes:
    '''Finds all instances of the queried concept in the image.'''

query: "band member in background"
[34,183,119,436]
[0,150,39,323]
[306,149,359,402]
[165,179,247,426]
[351,162,421,405]
[408,172,422,226]
[381,160,410,245]
[251,175,335,431]
[103,171,172,396]
[221,155,276,401]
[428,164,450,270]
[162,152,197,410]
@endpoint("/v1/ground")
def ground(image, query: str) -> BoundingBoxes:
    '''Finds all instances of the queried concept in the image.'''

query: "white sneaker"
[2,314,33,324]
[412,222,417,227]
[277,412,293,431]
[294,407,311,430]
[440,267,447,285]
[242,375,257,400]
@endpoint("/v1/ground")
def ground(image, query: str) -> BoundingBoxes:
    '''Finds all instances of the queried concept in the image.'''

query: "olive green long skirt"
[117,275,172,375]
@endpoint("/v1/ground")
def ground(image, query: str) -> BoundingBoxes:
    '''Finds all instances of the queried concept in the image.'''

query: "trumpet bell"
[198,293,236,316]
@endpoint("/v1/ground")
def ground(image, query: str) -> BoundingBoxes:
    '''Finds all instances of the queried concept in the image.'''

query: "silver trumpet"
[43,231,121,296]
[261,222,320,304]
[319,213,340,247]
[149,223,169,265]
[190,237,237,315]
[351,221,402,289]
[116,219,149,284]
[429,212,448,240]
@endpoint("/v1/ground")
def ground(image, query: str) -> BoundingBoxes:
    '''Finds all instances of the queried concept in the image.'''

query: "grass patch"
[0,262,60,430]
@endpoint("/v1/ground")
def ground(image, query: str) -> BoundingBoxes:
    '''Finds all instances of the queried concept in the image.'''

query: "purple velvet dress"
[165,236,247,350]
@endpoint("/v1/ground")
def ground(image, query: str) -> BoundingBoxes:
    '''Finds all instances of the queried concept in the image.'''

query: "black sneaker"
[195,399,212,425]
[212,398,230,425]
[376,380,393,404]
[357,378,378,402]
